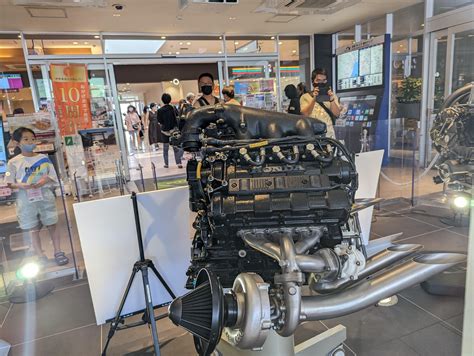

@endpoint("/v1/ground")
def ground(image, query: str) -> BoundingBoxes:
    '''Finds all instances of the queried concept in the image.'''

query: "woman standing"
[124,105,141,151]
[147,103,161,151]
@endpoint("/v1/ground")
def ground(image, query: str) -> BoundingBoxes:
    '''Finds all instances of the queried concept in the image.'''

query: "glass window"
[361,17,386,39]
[433,0,474,16]
[103,35,223,55]
[393,3,425,39]
[228,60,277,111]
[225,36,276,55]
[278,36,311,112]
[0,34,36,114]
[24,34,102,55]
[451,29,474,92]
[336,26,355,48]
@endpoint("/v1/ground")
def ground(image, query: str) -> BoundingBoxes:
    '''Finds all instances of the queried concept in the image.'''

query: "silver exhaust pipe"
[311,244,423,292]
[301,252,466,321]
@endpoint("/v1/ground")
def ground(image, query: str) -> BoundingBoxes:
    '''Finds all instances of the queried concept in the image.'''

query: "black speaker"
[168,269,238,356]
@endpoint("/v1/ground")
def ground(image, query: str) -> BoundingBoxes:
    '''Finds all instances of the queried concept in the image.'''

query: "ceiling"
[0,0,422,35]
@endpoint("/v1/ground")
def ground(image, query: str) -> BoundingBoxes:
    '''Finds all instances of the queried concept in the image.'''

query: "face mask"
[21,143,37,153]
[201,85,213,96]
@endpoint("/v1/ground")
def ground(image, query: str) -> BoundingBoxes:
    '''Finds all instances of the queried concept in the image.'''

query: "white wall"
[143,80,199,105]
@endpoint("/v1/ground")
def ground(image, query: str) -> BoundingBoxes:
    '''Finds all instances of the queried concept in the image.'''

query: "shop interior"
[0,0,473,355]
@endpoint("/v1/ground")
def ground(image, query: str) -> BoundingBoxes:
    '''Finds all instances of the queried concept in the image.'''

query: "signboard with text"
[50,64,92,136]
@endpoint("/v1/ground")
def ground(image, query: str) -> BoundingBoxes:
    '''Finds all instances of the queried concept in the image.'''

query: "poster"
[7,112,56,152]
[50,64,92,136]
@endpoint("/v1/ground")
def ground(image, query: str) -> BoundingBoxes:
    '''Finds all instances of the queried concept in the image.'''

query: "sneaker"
[178,165,183,169]
[164,165,169,168]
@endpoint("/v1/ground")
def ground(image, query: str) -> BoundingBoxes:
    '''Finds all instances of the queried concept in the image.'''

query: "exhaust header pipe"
[301,252,466,321]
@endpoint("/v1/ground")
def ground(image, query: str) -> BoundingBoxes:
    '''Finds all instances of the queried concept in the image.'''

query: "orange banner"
[50,64,92,136]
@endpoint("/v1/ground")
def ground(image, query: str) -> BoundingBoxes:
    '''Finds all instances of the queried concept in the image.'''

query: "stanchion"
[73,171,80,202]
[151,162,158,190]
[138,164,146,192]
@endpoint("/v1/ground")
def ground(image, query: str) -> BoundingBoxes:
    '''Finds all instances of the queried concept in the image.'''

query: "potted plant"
[396,76,422,118]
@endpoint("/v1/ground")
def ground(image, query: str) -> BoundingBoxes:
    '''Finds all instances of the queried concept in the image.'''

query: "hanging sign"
[50,64,92,136]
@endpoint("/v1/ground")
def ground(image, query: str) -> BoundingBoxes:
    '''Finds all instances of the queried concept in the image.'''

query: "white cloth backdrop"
[74,187,191,325]
[354,150,384,245]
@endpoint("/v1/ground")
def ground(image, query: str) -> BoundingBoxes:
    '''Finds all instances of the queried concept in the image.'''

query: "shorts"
[16,188,59,230]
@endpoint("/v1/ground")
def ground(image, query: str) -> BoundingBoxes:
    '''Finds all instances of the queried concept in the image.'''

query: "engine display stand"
[215,325,346,356]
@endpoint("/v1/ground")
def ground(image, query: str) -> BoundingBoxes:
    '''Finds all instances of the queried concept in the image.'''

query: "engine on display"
[168,104,465,356]
[431,83,474,202]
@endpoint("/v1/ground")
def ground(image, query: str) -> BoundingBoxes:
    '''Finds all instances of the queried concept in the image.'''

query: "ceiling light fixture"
[175,51,180,55]
[84,42,89,45]
[17,35,22,39]
[218,51,222,54]
[271,36,275,40]
[94,35,100,39]
[186,42,191,46]
[113,13,121,17]
[161,36,166,39]
[292,49,297,53]
[219,36,222,40]
[229,16,236,20]
[278,41,283,45]
[234,41,239,45]
[179,42,183,45]
[73,41,79,45]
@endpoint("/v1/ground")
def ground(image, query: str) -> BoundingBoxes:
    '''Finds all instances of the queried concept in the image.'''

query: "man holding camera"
[300,68,341,139]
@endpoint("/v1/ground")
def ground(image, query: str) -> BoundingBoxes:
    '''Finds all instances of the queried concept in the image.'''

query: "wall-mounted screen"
[336,43,384,91]
[0,74,23,90]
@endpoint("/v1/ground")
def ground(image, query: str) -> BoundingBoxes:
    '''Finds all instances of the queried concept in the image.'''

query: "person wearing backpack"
[157,93,183,169]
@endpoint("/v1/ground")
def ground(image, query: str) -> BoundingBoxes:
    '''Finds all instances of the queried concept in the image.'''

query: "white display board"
[73,187,191,325]
[354,150,384,245]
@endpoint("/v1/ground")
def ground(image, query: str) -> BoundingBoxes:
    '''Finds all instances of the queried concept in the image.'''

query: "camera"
[113,4,124,10]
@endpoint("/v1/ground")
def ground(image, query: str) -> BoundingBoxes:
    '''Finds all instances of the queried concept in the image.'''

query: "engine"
[431,84,473,209]
[168,104,465,356]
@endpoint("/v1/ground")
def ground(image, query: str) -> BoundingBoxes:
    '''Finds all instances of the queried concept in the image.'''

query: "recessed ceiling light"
[396,50,400,53]
[113,13,121,17]
[73,41,79,45]
[161,36,166,39]
[229,16,236,20]
[175,51,180,55]
[186,42,191,45]
[17,35,21,39]
[271,36,275,40]
[218,51,222,54]
[234,41,239,45]
[84,42,89,45]
[179,42,183,45]
[94,35,100,39]
[168,51,172,55]
[421,23,424,27]
[292,49,297,53]
[219,36,222,40]
[126,83,130,85]
[278,41,283,45]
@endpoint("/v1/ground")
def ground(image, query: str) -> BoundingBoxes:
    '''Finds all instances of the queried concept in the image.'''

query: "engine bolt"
[356,261,361,266]
[231,182,238,188]
[288,286,297,295]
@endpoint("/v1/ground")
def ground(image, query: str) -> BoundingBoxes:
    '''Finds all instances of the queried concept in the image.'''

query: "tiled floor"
[0,201,469,355]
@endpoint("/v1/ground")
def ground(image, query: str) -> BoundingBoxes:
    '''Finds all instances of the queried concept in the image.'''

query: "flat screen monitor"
[337,44,384,91]
[0,74,23,90]
[339,95,378,124]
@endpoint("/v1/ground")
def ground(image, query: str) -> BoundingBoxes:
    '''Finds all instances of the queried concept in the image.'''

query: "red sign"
[50,64,92,136]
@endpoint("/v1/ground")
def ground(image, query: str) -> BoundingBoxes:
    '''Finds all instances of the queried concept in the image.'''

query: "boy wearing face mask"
[193,72,222,108]
[4,127,69,266]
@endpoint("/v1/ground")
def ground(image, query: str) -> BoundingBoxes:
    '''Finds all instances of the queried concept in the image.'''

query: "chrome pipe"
[301,253,466,321]
[311,244,423,292]
[242,234,327,273]
[277,235,301,337]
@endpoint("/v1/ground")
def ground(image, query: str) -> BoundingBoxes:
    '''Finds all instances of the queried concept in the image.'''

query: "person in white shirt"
[4,127,69,266]
[300,68,341,139]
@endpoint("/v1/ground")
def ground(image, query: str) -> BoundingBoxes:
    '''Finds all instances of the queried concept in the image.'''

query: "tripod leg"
[149,262,176,299]
[102,266,139,356]
[141,266,161,356]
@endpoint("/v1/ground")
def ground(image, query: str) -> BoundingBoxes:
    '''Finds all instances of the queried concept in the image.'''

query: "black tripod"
[102,192,176,356]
